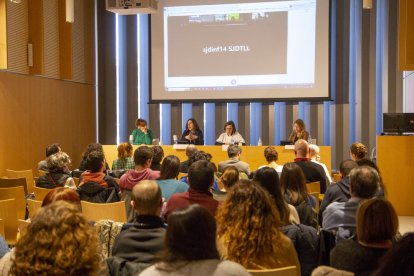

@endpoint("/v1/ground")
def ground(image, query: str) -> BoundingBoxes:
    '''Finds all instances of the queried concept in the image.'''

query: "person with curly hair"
[350,142,368,161]
[112,142,135,171]
[0,201,102,275]
[140,204,249,276]
[36,151,76,189]
[216,180,300,273]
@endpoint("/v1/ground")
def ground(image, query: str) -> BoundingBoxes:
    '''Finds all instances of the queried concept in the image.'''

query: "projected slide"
[150,0,330,101]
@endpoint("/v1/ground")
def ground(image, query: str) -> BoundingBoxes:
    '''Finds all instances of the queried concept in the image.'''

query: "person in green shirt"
[131,118,154,145]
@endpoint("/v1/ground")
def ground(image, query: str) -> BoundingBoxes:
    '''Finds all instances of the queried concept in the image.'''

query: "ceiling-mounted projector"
[106,0,158,15]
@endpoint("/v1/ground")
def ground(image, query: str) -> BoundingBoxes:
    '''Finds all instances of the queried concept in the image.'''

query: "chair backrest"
[0,186,26,220]
[18,219,30,237]
[27,199,43,220]
[0,218,4,237]
[0,199,18,245]
[307,181,321,194]
[248,266,297,276]
[0,177,28,195]
[73,177,80,187]
[6,169,35,194]
[332,173,341,183]
[81,201,127,223]
[34,186,52,201]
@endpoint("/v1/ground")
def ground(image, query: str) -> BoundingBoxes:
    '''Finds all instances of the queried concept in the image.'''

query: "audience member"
[41,187,81,208]
[294,139,327,193]
[218,145,250,176]
[212,166,239,201]
[179,144,198,173]
[36,151,76,189]
[322,166,380,240]
[109,181,166,275]
[164,160,218,219]
[0,235,9,258]
[0,202,102,275]
[131,118,154,145]
[309,144,332,184]
[319,159,358,224]
[258,146,283,175]
[253,167,300,225]
[180,118,204,145]
[37,143,61,171]
[156,155,188,201]
[215,120,246,145]
[373,233,414,276]
[288,119,309,144]
[112,142,134,171]
[216,180,300,273]
[77,150,120,203]
[140,204,249,276]
[330,198,398,275]
[119,146,160,192]
[280,163,317,228]
[150,145,164,171]
[350,142,368,161]
[78,142,109,172]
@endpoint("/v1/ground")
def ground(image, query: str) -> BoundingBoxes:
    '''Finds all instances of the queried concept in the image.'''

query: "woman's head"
[117,142,133,159]
[293,119,306,133]
[350,142,368,160]
[151,146,165,164]
[81,143,104,160]
[220,166,239,190]
[216,180,282,266]
[224,121,236,136]
[253,167,290,225]
[357,198,398,244]
[135,118,147,128]
[186,118,199,131]
[280,162,308,203]
[159,155,180,180]
[46,151,71,173]
[10,201,101,275]
[162,204,219,263]
[264,146,278,163]
[42,187,81,208]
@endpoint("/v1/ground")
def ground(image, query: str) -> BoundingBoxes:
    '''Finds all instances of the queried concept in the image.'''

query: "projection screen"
[150,0,330,102]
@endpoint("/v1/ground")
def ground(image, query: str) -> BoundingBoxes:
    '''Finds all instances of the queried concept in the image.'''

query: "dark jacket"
[282,224,319,276]
[319,177,351,225]
[294,159,327,193]
[179,159,190,173]
[36,172,71,189]
[77,182,119,203]
[108,215,167,275]
[180,129,204,145]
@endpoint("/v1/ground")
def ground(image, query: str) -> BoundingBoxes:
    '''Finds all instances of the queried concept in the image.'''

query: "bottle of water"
[173,135,178,144]
[308,134,312,144]
[129,135,134,144]
[258,137,262,146]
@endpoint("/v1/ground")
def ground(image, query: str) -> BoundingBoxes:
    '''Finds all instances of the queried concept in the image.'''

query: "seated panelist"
[180,118,204,145]
[288,119,309,144]
[131,118,154,145]
[216,121,246,145]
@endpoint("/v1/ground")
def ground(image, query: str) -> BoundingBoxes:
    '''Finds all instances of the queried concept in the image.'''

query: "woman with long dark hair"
[180,118,204,145]
[156,155,188,201]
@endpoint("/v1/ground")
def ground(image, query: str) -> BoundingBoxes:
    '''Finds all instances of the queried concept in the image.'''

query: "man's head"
[188,160,215,191]
[85,150,105,173]
[131,180,162,215]
[46,143,61,157]
[185,144,198,158]
[294,139,309,158]
[227,145,242,159]
[309,144,320,160]
[349,166,379,199]
[339,159,358,178]
[133,146,153,168]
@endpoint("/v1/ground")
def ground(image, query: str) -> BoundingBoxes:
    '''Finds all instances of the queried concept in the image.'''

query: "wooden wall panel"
[58,0,73,79]
[0,0,7,69]
[0,71,95,176]
[28,0,43,75]
[83,0,95,84]
[399,0,414,70]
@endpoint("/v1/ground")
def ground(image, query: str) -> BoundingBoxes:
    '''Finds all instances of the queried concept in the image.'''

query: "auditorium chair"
[248,266,297,276]
[81,201,127,223]
[18,219,30,237]
[0,186,26,220]
[34,186,52,201]
[27,199,42,220]
[0,177,28,195]
[306,181,321,194]
[0,199,18,245]
[6,169,35,194]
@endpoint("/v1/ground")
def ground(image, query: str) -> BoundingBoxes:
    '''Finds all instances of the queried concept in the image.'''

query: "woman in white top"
[258,146,284,175]
[216,121,245,145]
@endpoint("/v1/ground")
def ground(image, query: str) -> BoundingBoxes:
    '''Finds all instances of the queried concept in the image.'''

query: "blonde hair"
[117,142,133,158]
[46,151,71,173]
